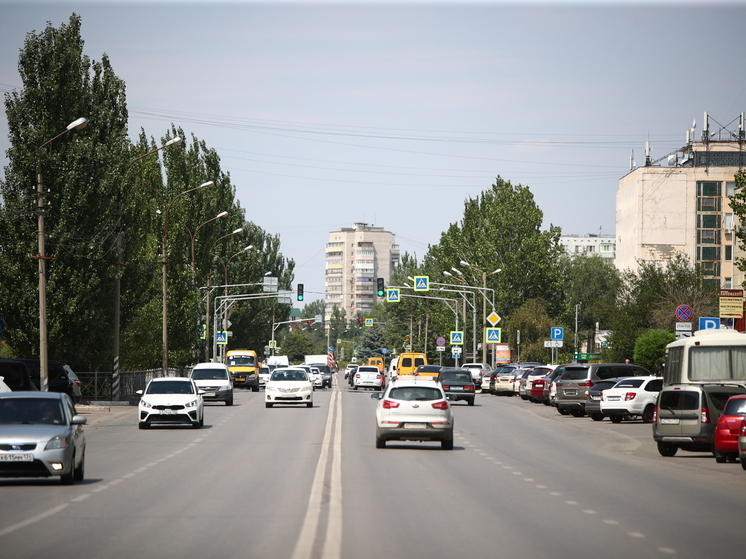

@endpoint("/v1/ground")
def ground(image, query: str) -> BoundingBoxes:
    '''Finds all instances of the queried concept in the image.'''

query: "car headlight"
[217,385,231,392]
[45,435,69,450]
[184,399,198,408]
[266,386,277,393]
[140,399,153,409]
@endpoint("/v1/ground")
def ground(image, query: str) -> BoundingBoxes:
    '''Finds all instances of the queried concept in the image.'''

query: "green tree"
[281,331,310,363]
[504,298,554,363]
[0,14,129,370]
[633,329,675,374]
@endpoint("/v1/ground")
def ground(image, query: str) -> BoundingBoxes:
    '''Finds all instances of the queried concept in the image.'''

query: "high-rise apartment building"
[616,112,745,289]
[325,223,400,322]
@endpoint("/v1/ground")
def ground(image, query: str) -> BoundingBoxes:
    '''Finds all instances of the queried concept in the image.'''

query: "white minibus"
[664,329,746,385]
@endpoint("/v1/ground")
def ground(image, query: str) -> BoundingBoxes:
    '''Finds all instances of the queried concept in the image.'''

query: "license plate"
[450,387,463,391]
[204,392,215,397]
[161,409,176,415]
[660,418,680,425]
[235,377,245,382]
[0,453,34,462]
[565,390,577,396]
[404,423,426,429]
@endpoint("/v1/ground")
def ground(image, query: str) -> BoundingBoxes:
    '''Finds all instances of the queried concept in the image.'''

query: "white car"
[462,363,491,389]
[600,376,663,423]
[353,366,384,391]
[190,363,233,405]
[298,365,322,389]
[136,377,204,429]
[265,368,314,408]
[0,375,11,393]
[371,379,454,450]
[258,365,271,388]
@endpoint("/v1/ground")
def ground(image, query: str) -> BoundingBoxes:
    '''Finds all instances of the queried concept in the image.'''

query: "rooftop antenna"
[702,111,709,142]
[645,138,652,166]
[630,149,635,171]
[739,112,745,141]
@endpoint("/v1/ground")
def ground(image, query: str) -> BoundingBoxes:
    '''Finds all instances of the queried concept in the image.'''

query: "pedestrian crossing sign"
[485,328,501,344]
[450,331,464,345]
[216,331,228,345]
[386,288,400,302]
[414,276,429,291]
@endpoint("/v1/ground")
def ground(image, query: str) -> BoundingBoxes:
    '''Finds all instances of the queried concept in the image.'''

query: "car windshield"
[192,368,228,380]
[0,398,65,425]
[389,387,443,401]
[614,379,644,389]
[271,370,308,381]
[723,398,746,415]
[146,380,195,395]
[228,356,255,366]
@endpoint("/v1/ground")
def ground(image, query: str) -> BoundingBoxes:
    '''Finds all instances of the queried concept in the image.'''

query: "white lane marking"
[321,389,343,559]
[0,504,68,538]
[291,387,341,559]
[71,494,92,502]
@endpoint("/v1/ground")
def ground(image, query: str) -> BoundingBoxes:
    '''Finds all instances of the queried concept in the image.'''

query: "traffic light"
[376,277,385,297]
[358,317,364,325]
[297,284,304,301]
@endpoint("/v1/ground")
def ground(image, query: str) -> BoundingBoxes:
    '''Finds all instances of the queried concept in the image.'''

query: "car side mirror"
[71,414,87,425]
[135,389,143,396]
[371,393,382,400]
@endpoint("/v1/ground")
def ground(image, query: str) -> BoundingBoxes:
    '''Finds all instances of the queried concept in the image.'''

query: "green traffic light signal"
[297,283,304,301]
[376,277,385,297]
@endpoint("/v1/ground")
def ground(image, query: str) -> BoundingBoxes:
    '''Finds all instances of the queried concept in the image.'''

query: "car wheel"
[543,400,551,406]
[199,413,204,427]
[353,385,358,390]
[610,415,623,423]
[557,407,570,415]
[226,395,233,406]
[642,404,655,423]
[192,420,201,429]
[60,452,75,485]
[306,402,313,408]
[741,459,746,471]
[657,442,678,457]
[138,421,149,429]
[266,402,273,408]
[570,409,585,417]
[252,384,259,392]
[467,398,475,406]
[590,413,604,421]
[375,437,386,449]
[441,438,454,450]
[73,451,85,482]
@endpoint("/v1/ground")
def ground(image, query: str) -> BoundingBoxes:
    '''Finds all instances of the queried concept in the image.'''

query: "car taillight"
[74,379,82,387]
[740,419,746,436]
[377,374,383,379]
[382,399,400,409]
[701,407,711,424]
[442,385,451,390]
[653,406,658,422]
[578,381,593,387]
[465,385,474,392]
[555,382,563,387]
[625,392,636,401]
[431,400,449,410]
[355,374,360,378]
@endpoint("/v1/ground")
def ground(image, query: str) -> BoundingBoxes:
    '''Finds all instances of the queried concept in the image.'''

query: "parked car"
[63,365,83,403]
[583,377,629,421]
[712,394,746,463]
[555,363,652,417]
[437,369,476,406]
[371,379,454,449]
[0,376,11,393]
[525,366,554,402]
[600,376,663,423]
[190,363,234,406]
[543,368,565,406]
[481,369,499,393]
[0,391,86,484]
[490,364,520,396]
[461,363,491,390]
[353,366,384,391]
[19,359,78,402]
[0,359,37,392]
[265,368,313,408]
[136,377,205,429]
[653,382,746,457]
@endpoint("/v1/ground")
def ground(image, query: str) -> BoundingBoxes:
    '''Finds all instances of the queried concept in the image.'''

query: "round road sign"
[676,305,692,321]
[436,336,446,347]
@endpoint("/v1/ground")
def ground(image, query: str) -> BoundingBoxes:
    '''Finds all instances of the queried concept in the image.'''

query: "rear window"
[707,391,744,413]
[414,358,426,367]
[614,379,644,389]
[659,390,699,410]
[722,397,746,415]
[593,381,618,391]
[401,358,412,368]
[389,386,443,401]
[440,372,472,382]
[563,367,590,381]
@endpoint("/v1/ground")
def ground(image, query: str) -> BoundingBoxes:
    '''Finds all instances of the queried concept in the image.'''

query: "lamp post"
[204,228,243,361]
[216,245,253,361]
[153,180,215,374]
[35,117,88,392]
[113,137,182,399]
[459,260,501,363]
[187,210,228,285]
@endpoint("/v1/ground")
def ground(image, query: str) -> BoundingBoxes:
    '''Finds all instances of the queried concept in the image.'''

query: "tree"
[633,329,675,374]
[504,298,554,363]
[0,14,129,370]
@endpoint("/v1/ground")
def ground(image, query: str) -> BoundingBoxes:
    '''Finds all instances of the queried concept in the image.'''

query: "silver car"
[0,392,87,484]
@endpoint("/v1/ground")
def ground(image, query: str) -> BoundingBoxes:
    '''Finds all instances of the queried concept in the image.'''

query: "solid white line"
[321,390,343,559]
[291,388,340,559]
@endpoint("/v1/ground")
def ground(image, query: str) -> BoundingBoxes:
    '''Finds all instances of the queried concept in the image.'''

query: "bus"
[226,349,260,391]
[664,329,746,386]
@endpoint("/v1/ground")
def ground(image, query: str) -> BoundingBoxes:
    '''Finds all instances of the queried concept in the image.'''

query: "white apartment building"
[325,223,400,322]
[616,112,746,289]
[560,234,616,262]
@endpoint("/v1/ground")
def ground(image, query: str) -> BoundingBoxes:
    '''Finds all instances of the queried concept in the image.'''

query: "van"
[395,353,428,377]
[554,362,652,417]
[366,357,384,373]
[653,382,746,456]
[225,350,259,392]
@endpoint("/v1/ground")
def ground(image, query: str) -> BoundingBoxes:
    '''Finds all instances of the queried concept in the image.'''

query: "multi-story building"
[616,112,746,289]
[325,223,400,323]
[560,234,616,263]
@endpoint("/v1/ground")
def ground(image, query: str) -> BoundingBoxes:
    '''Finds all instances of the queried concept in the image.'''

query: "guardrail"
[76,368,189,401]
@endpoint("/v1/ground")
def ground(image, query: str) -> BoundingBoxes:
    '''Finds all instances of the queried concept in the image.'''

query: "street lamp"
[187,210,229,284]
[222,245,254,294]
[152,180,215,374]
[36,117,88,392]
[113,136,182,399]
[459,260,501,363]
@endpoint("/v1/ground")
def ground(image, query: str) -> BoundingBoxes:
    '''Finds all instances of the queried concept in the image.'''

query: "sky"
[1,0,746,303]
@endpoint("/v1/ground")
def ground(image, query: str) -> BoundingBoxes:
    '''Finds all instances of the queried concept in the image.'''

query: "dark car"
[437,369,476,406]
[584,377,629,421]
[18,359,79,402]
[0,359,38,392]
[414,365,442,380]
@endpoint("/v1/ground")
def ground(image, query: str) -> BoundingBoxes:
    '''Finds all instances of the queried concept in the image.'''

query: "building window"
[697,246,720,261]
[697,181,721,197]
[724,277,733,288]
[697,197,721,212]
[726,245,733,261]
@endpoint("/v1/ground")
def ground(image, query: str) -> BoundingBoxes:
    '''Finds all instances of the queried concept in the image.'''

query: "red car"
[713,394,746,463]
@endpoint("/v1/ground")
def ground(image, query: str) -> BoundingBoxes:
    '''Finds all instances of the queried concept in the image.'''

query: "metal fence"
[76,368,189,402]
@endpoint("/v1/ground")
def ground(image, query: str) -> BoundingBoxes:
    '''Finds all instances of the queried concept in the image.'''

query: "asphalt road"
[1,380,745,559]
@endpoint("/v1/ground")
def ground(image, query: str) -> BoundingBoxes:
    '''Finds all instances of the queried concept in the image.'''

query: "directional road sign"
[450,331,464,345]
[413,276,430,291]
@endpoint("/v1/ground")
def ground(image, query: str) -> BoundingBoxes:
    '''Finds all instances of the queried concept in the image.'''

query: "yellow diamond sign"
[486,312,501,326]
